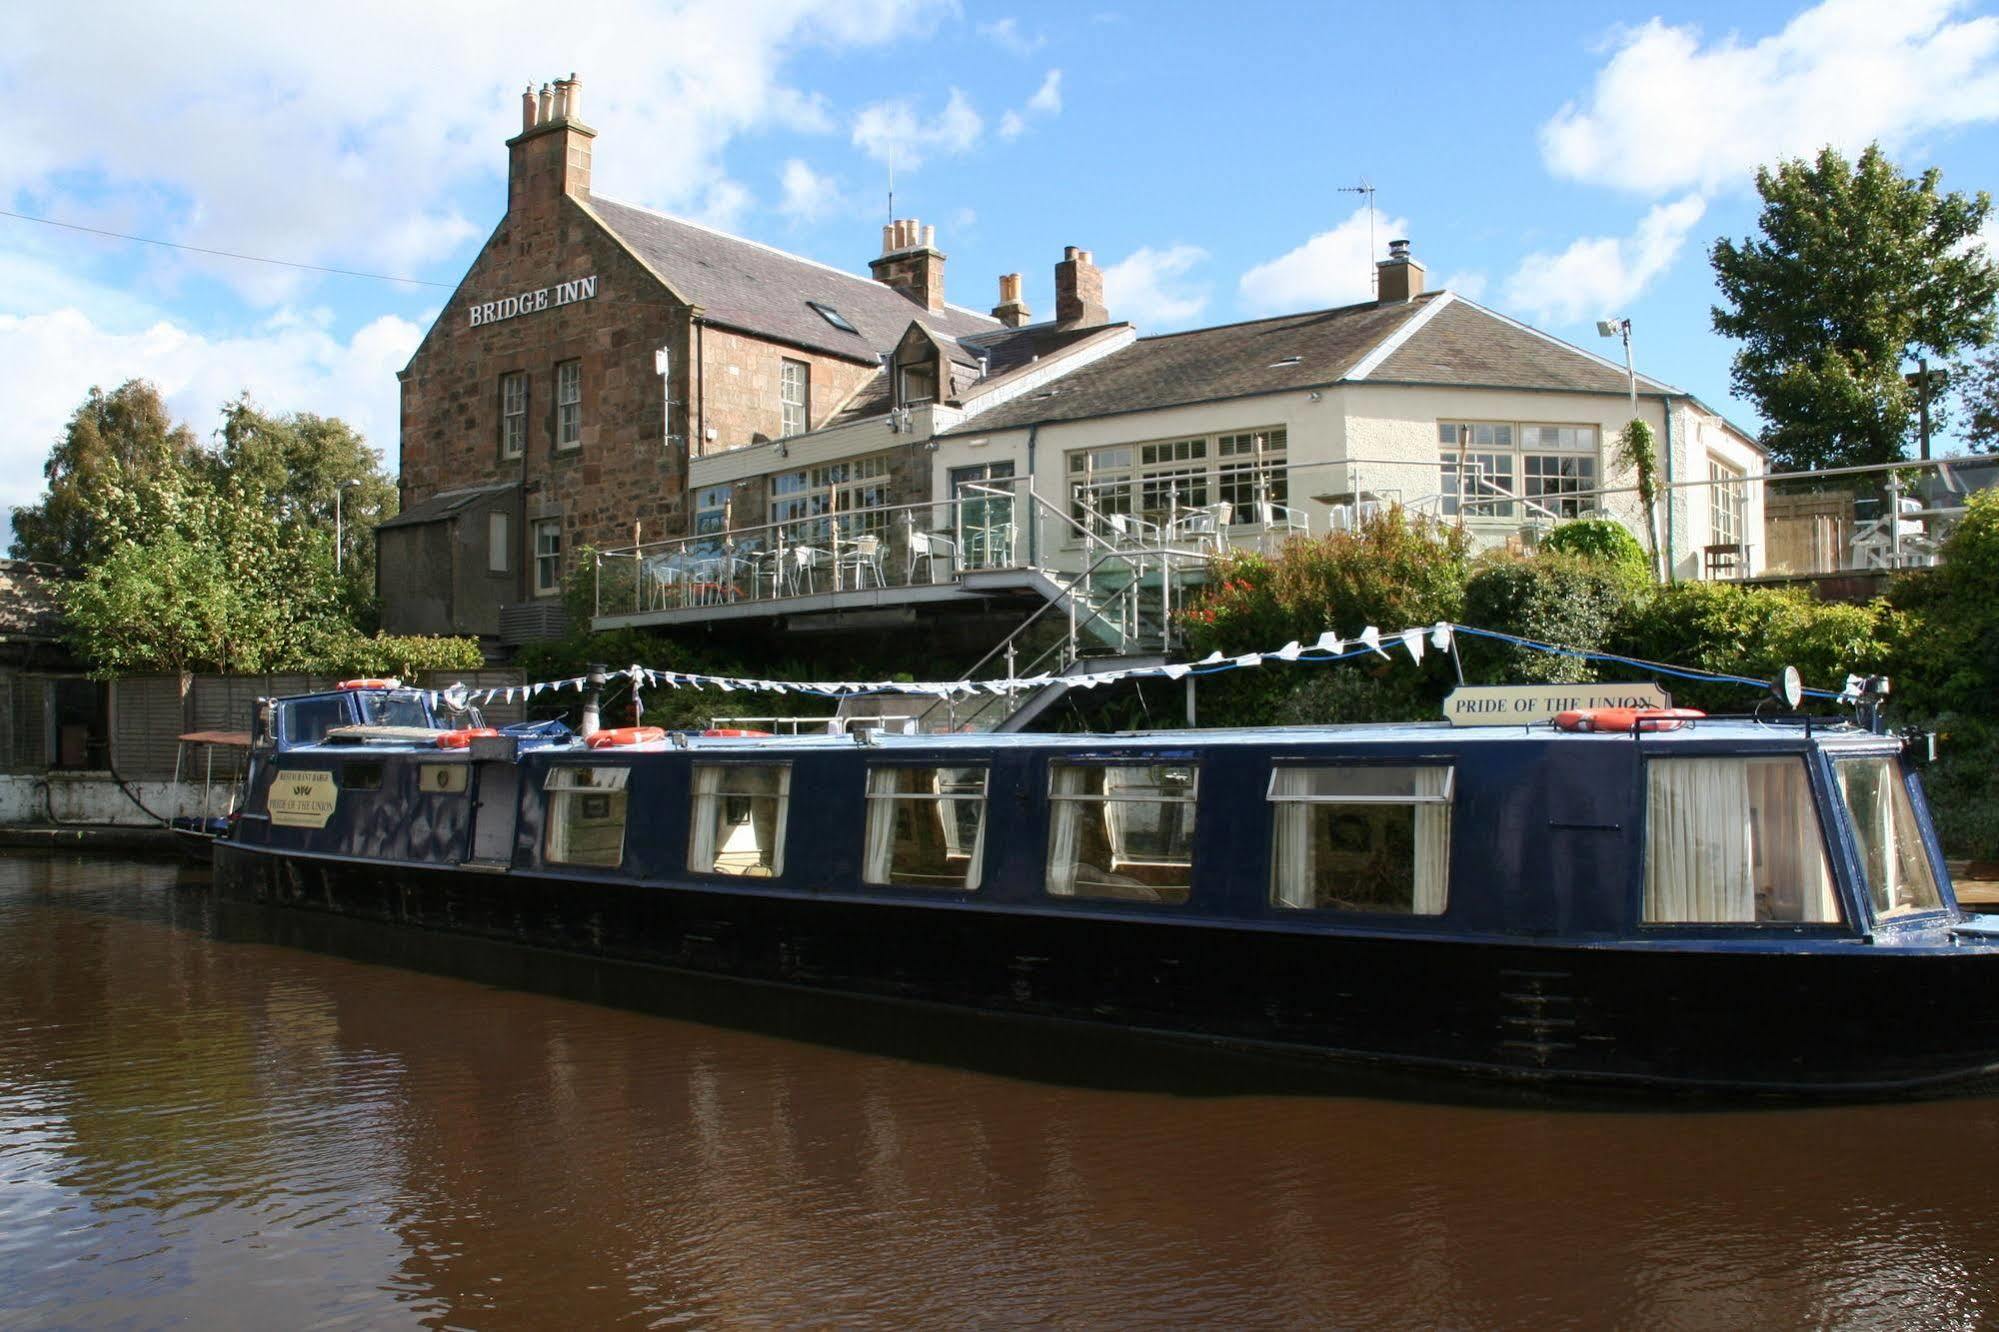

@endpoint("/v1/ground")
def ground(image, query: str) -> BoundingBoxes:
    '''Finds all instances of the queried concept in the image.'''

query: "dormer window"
[808,301,858,334]
[899,362,937,406]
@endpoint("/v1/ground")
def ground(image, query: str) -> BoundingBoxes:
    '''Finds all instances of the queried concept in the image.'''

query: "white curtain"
[1046,766,1088,896]
[1270,769,1316,908]
[863,769,900,884]
[1101,766,1130,863]
[1645,758,1754,922]
[1748,759,1839,922]
[687,764,725,872]
[1411,767,1452,915]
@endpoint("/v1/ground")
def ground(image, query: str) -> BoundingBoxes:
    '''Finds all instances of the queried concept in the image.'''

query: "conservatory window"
[1439,422,1600,520]
[689,763,790,877]
[1835,757,1942,918]
[1268,765,1452,914]
[545,766,630,868]
[863,766,988,891]
[1045,762,1196,904]
[768,452,894,542]
[1643,757,1841,923]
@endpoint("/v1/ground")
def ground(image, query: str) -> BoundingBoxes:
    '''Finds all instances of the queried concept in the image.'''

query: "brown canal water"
[6,853,1999,1329]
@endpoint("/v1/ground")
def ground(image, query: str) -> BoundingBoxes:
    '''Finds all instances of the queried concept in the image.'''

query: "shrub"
[314,631,485,678]
[1614,581,1887,714]
[1541,518,1651,586]
[1460,552,1635,685]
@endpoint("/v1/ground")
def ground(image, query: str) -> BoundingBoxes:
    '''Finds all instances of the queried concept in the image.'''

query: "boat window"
[280,696,349,747]
[864,766,987,891]
[690,764,790,877]
[1267,765,1452,914]
[341,762,384,791]
[1644,757,1840,924]
[1046,763,1195,904]
[362,692,433,728]
[1835,757,1942,919]
[544,766,630,868]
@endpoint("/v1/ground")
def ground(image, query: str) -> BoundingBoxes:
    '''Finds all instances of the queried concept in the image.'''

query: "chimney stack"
[992,273,1031,328]
[508,72,597,210]
[869,217,947,313]
[1376,238,1425,303]
[1054,246,1107,326]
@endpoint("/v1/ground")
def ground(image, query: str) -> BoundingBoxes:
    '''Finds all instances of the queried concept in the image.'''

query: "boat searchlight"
[1771,665,1803,711]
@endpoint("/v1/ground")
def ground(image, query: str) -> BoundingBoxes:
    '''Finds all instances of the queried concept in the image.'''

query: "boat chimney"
[581,662,607,739]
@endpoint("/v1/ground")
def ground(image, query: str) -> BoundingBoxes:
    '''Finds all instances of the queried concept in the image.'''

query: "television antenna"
[1337,180,1377,295]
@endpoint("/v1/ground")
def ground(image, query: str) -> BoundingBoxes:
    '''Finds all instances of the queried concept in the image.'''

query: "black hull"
[212,843,1999,1098]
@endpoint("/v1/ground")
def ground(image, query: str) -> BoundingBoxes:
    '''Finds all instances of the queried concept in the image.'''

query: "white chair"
[1105,512,1161,549]
[906,529,957,583]
[1261,501,1310,536]
[839,534,885,590]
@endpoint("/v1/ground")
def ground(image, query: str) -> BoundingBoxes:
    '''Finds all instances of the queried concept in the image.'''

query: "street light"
[334,479,361,574]
[1596,317,1637,421]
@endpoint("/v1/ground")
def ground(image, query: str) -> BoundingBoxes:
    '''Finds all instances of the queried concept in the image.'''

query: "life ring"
[435,727,501,749]
[702,727,774,738]
[586,726,668,748]
[1554,706,1706,734]
[338,678,401,690]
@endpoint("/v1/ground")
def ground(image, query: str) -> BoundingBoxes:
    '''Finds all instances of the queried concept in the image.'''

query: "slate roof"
[586,196,998,363]
[377,480,518,531]
[938,296,1441,435]
[0,561,65,640]
[1369,299,1678,395]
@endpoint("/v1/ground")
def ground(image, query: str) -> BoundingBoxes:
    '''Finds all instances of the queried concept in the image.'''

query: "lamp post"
[1596,317,1637,420]
[333,479,361,575]
[1598,316,1665,579]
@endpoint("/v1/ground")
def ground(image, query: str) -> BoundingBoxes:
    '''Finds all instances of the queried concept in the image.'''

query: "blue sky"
[3,0,1996,538]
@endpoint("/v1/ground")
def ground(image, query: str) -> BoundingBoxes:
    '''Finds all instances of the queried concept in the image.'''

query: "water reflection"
[4,853,1999,1327]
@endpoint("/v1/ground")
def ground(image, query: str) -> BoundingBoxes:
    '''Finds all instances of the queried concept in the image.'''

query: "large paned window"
[545,766,629,868]
[780,359,810,437]
[555,359,582,449]
[1268,765,1453,914]
[1069,429,1289,530]
[1439,422,1599,520]
[1709,457,1745,548]
[863,766,988,890]
[1046,762,1196,904]
[1644,757,1840,924]
[532,518,562,596]
[768,452,894,541]
[500,371,527,459]
[689,764,791,877]
[1835,757,1942,919]
[693,484,730,539]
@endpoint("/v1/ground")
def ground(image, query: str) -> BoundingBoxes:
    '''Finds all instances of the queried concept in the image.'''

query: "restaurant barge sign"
[468,275,598,327]
[1444,683,1671,727]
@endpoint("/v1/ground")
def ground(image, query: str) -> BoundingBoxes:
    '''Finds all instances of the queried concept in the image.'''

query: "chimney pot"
[552,80,569,121]
[993,272,1031,328]
[566,73,580,120]
[870,218,946,312]
[521,85,536,133]
[923,223,935,248]
[537,83,552,124]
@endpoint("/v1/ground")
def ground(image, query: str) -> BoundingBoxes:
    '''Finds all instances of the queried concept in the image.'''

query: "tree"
[10,380,204,567]
[1958,348,1999,453]
[1711,144,1997,472]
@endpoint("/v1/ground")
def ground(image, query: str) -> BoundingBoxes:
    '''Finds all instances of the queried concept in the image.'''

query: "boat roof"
[282,717,1895,756]
[178,730,251,748]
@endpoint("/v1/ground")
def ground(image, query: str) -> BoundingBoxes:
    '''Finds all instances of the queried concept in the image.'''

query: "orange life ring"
[435,727,500,748]
[338,678,400,690]
[702,727,774,738]
[1554,706,1706,734]
[586,726,668,748]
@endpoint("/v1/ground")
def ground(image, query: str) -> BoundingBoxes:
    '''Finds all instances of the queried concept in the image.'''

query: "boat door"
[467,762,520,866]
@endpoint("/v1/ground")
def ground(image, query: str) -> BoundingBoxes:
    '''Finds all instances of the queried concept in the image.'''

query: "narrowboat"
[211,681,1999,1097]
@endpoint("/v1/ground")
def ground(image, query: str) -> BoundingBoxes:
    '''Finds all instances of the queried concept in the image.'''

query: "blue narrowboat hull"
[212,839,1999,1096]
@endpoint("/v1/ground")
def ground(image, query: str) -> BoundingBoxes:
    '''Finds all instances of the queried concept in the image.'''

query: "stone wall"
[695,326,879,456]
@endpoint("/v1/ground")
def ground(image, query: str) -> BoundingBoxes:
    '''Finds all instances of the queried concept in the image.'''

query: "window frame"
[555,358,582,451]
[1833,754,1946,923]
[687,761,793,879]
[532,518,563,597]
[488,511,510,574]
[1264,762,1455,916]
[1067,429,1288,536]
[1437,420,1601,521]
[1709,456,1746,549]
[862,764,990,892]
[500,370,528,460]
[543,764,631,869]
[767,451,895,541]
[780,358,810,438]
[1044,759,1199,906]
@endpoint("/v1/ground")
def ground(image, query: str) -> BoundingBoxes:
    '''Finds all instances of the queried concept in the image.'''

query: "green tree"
[1710,144,1997,471]
[212,398,398,621]
[1956,348,1999,452]
[10,380,204,567]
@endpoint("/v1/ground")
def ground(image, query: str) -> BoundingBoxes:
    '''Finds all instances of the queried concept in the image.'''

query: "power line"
[0,207,456,288]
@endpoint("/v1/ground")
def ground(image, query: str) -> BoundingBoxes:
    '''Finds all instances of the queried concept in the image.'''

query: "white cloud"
[0,0,955,305]
[1437,271,1488,301]
[1027,69,1063,115]
[851,88,983,168]
[1238,206,1411,313]
[977,17,1045,55]
[998,110,1028,141]
[777,159,841,223]
[1102,245,1211,327]
[1502,195,1708,326]
[1541,0,1999,195]
[0,306,422,512]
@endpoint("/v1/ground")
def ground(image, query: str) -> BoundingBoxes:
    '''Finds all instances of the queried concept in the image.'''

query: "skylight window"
[808,301,858,334]
[1268,355,1303,368]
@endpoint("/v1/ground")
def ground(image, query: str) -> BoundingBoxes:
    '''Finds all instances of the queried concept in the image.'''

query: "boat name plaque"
[268,770,338,828]
[1444,683,1671,727]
